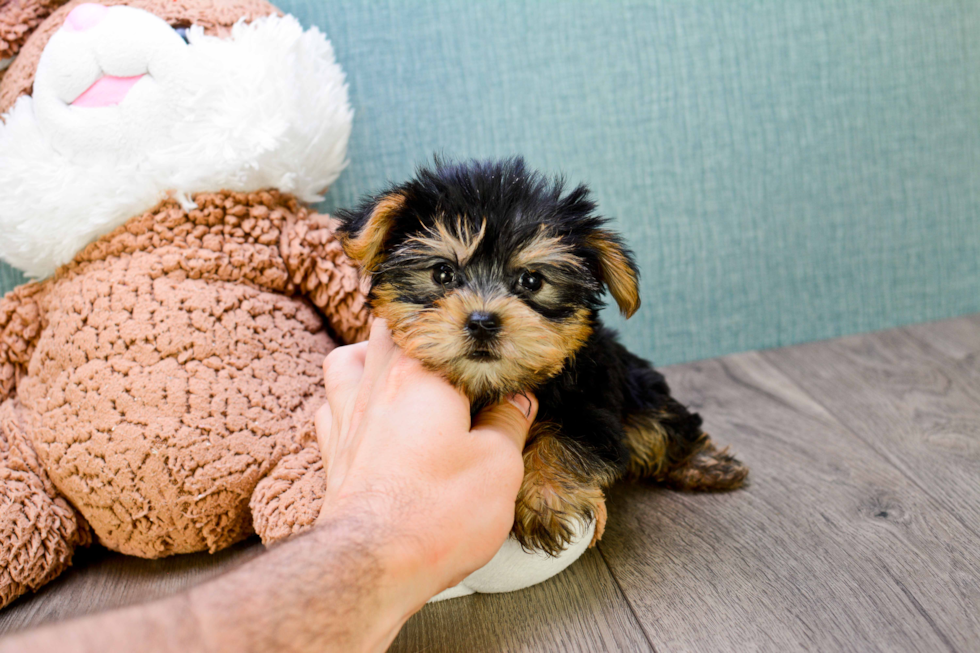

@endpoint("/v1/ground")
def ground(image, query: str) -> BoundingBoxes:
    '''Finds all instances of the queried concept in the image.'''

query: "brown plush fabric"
[0,0,279,114]
[0,398,90,607]
[0,190,370,607]
[0,282,44,404]
[0,0,69,61]
[250,439,324,543]
[279,207,373,346]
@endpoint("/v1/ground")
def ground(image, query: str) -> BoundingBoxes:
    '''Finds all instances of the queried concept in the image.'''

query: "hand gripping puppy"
[338,158,749,555]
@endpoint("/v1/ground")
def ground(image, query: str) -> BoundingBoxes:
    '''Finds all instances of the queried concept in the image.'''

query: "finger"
[360,318,398,383]
[314,401,333,458]
[315,398,349,495]
[322,342,368,408]
[351,319,400,428]
[470,392,539,452]
[315,397,356,509]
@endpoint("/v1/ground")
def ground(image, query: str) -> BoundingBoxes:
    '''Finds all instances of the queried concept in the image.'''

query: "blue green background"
[4,1,979,365]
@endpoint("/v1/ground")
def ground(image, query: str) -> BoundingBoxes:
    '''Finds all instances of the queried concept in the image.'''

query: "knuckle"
[369,317,389,339]
[477,439,525,483]
[502,454,527,489]
[322,347,342,374]
[315,402,332,422]
[323,344,355,377]
[485,496,519,538]
[481,410,524,438]
[386,355,420,387]
[323,360,351,397]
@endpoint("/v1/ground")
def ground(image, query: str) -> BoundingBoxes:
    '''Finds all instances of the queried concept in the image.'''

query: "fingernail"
[507,393,532,418]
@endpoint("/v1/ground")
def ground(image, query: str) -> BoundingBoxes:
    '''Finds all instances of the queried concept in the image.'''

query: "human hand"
[315,319,537,603]
[0,320,537,653]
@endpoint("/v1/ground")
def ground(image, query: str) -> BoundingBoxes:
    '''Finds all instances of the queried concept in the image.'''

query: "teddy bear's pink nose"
[64,3,108,32]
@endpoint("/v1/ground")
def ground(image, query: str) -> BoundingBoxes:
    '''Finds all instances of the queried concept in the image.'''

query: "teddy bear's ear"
[0,0,70,60]
[336,191,407,274]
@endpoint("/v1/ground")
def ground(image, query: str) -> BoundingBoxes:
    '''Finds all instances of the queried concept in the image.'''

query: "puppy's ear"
[337,192,406,273]
[587,230,641,318]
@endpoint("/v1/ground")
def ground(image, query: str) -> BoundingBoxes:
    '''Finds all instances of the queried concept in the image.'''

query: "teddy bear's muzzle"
[63,3,108,31]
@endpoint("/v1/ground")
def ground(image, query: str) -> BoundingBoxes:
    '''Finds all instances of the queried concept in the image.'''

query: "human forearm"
[1,512,429,653]
[0,593,204,653]
[188,505,442,653]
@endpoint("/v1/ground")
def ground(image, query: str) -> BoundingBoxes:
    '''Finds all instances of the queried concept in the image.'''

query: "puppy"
[337,158,748,555]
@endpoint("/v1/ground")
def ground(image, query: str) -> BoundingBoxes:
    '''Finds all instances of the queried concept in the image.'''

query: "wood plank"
[599,349,980,652]
[0,539,264,637]
[904,316,980,434]
[763,325,980,541]
[759,328,980,650]
[390,548,651,653]
[903,314,980,364]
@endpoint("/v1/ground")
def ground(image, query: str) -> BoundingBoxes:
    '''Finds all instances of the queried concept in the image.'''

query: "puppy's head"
[337,157,640,401]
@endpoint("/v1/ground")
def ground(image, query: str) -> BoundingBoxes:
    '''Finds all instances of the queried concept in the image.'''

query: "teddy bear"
[0,0,592,608]
[0,0,375,607]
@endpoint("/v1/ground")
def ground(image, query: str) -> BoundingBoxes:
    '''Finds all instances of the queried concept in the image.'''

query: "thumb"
[470,393,539,451]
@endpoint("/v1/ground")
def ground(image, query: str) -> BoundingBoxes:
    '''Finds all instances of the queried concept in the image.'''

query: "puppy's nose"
[465,311,501,342]
[64,4,108,31]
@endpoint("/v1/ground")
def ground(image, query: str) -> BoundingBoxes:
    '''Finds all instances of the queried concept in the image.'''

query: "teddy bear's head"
[0,0,352,278]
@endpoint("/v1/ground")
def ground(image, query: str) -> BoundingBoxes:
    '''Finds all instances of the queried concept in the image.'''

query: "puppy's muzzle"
[465,311,501,343]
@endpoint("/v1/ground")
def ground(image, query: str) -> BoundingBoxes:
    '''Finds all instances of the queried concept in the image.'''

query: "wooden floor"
[1,315,978,652]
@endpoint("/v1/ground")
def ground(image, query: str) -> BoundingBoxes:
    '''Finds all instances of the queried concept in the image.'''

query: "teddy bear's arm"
[0,282,46,402]
[281,213,373,345]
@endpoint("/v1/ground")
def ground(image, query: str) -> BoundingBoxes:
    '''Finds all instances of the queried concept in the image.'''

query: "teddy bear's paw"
[250,442,325,545]
[0,400,87,608]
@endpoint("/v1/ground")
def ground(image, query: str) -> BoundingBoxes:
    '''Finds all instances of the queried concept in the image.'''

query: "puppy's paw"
[511,425,614,555]
[665,439,748,491]
[512,477,606,556]
[589,495,607,547]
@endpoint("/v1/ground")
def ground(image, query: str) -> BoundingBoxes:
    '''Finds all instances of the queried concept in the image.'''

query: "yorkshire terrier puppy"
[337,158,748,555]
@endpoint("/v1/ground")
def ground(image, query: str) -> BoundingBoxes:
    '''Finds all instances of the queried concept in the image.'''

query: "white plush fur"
[431,519,594,602]
[0,7,352,278]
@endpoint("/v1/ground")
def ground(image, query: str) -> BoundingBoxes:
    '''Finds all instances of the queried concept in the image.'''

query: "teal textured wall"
[0,265,24,296]
[3,1,979,365]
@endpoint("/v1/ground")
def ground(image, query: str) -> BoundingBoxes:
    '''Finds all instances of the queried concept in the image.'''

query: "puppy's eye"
[519,270,543,292]
[432,263,457,287]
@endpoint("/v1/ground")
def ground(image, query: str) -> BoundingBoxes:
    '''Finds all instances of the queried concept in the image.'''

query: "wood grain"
[903,314,980,364]
[599,347,980,652]
[759,325,980,651]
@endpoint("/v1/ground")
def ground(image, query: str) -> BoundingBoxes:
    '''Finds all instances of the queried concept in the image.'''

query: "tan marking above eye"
[403,216,486,265]
[511,226,584,271]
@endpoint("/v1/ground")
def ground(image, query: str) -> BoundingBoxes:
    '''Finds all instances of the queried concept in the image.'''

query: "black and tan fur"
[337,158,748,555]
